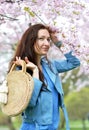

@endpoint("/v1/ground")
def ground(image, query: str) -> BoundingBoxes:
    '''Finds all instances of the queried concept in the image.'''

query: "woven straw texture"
[1,61,34,116]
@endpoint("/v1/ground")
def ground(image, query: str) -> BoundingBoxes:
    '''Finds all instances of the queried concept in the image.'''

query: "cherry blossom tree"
[0,0,89,82]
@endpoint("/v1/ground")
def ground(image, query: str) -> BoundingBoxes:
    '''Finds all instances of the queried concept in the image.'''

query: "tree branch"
[0,14,18,20]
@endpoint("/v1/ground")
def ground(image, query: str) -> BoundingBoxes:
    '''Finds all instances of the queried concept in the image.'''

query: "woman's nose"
[44,39,50,45]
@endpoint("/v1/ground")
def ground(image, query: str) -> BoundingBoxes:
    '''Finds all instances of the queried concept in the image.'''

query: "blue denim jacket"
[22,51,80,130]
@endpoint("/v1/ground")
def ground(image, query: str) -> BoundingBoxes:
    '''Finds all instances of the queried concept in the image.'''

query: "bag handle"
[9,60,26,73]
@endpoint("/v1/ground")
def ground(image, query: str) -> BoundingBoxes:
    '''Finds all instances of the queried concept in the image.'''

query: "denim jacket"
[22,51,80,130]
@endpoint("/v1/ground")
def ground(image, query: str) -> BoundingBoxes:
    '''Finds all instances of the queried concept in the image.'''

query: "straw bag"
[1,60,34,116]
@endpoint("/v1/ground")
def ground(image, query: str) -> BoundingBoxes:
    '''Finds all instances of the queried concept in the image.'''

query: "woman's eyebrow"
[38,35,51,38]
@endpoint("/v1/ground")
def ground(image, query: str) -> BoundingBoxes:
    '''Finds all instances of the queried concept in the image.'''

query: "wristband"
[55,41,62,48]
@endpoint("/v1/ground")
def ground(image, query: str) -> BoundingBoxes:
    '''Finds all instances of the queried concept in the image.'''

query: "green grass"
[0,127,84,130]
[61,128,83,130]
[70,119,89,127]
[0,120,89,130]
[61,120,89,130]
[61,127,89,130]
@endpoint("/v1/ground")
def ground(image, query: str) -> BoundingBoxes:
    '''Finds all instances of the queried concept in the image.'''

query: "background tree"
[65,87,89,130]
[58,67,89,129]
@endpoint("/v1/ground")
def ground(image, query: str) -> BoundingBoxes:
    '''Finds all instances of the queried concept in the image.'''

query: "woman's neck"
[37,56,42,71]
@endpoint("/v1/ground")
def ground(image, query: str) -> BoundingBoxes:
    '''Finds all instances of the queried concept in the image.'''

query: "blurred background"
[0,0,89,130]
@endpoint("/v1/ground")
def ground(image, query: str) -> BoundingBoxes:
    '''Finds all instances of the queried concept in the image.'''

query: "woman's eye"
[40,38,44,40]
[37,37,51,42]
[38,37,44,41]
[47,38,51,42]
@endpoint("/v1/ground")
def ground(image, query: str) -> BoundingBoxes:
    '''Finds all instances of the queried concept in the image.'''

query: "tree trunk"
[7,117,16,130]
[82,118,86,130]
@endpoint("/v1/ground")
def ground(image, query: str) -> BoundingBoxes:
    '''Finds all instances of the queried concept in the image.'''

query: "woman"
[0,23,80,130]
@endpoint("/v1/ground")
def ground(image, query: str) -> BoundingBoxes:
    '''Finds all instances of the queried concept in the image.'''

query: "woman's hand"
[13,57,24,66]
[14,57,39,79]
[49,26,60,43]
[49,26,63,48]
[25,57,38,71]
[51,32,59,44]
[25,57,39,79]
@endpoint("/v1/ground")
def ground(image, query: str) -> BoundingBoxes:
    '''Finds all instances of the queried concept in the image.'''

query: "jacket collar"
[41,56,49,64]
[41,56,57,84]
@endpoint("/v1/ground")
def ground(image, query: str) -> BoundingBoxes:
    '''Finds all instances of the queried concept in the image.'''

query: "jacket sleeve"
[52,51,80,73]
[28,78,43,107]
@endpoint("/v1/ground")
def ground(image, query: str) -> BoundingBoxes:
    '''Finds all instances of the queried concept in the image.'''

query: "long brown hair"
[9,23,51,85]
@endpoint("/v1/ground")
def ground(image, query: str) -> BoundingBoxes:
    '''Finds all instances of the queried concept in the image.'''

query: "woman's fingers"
[16,56,21,60]
[25,57,29,63]
[14,56,38,71]
[25,57,36,67]
[13,56,23,66]
[26,62,36,69]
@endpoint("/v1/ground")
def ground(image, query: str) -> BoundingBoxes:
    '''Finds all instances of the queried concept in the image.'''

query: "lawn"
[68,127,89,130]
[0,120,89,130]
[61,119,89,130]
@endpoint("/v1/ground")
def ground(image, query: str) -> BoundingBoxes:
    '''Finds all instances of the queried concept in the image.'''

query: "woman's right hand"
[13,57,25,67]
[25,57,38,71]
[25,57,39,79]
[14,57,39,79]
[14,56,37,70]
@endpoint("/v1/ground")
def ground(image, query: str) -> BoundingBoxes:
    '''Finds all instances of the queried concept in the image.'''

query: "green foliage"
[24,7,35,17]
[62,68,80,95]
[65,87,89,120]
[0,109,21,130]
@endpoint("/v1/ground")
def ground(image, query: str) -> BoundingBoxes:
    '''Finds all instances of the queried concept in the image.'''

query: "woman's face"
[34,29,51,56]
